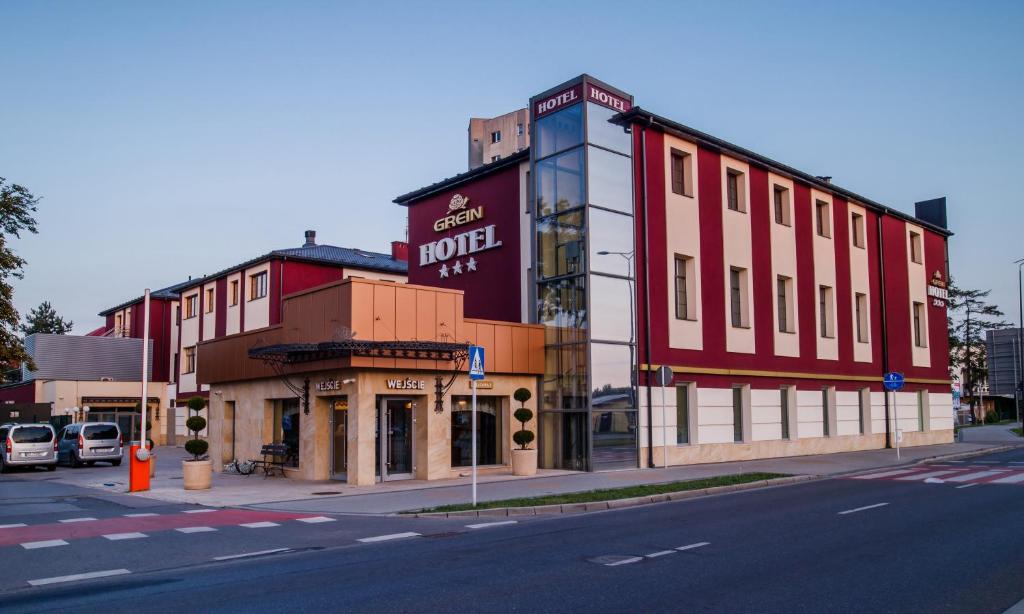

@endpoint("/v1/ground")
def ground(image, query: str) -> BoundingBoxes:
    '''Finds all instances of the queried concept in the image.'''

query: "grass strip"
[412,472,790,513]
[1012,427,1022,436]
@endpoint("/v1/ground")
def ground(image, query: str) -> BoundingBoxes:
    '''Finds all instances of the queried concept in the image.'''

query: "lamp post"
[596,250,640,459]
[1016,258,1024,434]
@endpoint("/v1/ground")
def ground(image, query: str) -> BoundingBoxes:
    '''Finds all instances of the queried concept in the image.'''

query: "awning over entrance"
[248,340,470,365]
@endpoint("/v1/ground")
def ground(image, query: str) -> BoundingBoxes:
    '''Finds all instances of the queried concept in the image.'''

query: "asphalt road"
[3,447,1024,613]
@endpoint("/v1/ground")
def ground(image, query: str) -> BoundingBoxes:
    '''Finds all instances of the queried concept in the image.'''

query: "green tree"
[947,278,1010,418]
[20,301,72,335]
[0,177,39,374]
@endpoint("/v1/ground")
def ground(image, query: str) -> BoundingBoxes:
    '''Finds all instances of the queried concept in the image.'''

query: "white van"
[0,423,57,472]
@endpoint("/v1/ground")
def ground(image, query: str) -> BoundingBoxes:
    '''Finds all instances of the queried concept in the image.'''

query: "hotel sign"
[534,82,632,118]
[433,194,484,232]
[928,271,948,308]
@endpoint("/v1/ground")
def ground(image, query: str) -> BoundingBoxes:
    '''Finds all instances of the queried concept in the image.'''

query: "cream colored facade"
[32,379,171,445]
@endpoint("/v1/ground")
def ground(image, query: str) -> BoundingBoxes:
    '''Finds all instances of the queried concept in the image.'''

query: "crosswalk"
[851,464,1024,486]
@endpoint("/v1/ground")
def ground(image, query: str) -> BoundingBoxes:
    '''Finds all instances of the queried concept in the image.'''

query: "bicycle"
[225,458,256,475]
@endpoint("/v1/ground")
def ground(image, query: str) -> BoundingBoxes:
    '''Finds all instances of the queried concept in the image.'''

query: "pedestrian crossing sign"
[468,346,485,380]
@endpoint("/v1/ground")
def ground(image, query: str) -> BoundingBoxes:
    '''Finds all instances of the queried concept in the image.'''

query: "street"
[2,446,1023,613]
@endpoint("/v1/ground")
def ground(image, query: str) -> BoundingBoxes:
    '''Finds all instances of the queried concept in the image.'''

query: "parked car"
[0,423,57,472]
[56,422,123,468]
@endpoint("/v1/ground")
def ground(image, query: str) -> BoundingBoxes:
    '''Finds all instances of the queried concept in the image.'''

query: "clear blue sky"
[1,1,1022,332]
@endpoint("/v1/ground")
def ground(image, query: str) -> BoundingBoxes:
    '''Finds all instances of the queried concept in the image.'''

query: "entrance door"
[377,398,413,480]
[331,399,348,480]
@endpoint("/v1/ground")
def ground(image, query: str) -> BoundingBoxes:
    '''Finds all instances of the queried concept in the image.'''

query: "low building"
[198,277,543,484]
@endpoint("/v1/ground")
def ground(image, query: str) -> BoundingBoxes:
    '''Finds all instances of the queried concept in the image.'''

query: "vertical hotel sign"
[534,82,632,118]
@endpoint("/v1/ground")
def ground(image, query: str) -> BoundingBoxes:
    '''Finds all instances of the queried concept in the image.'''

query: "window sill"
[775,221,792,228]
[856,339,870,344]
[248,296,267,302]
[675,316,699,323]
[778,329,796,335]
[731,324,751,330]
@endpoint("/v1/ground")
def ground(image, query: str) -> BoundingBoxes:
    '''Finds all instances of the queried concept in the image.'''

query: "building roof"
[393,148,530,205]
[99,278,196,316]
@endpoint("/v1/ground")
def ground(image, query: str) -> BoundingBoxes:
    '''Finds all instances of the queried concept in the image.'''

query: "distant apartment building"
[468,108,529,169]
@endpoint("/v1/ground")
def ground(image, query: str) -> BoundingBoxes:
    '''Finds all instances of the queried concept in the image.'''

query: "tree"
[0,177,39,374]
[20,301,72,335]
[947,278,1010,420]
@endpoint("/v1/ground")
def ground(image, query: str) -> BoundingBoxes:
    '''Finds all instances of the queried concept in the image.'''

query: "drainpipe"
[876,214,892,448]
[641,119,655,469]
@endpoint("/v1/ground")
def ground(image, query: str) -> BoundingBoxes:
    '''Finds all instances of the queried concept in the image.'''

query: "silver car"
[57,422,123,467]
[0,423,57,472]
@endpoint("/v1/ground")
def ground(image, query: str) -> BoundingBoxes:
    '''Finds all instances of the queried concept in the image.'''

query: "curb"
[411,475,818,518]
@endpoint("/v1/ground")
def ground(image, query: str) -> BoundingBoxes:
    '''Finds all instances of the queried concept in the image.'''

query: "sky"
[1,1,1022,333]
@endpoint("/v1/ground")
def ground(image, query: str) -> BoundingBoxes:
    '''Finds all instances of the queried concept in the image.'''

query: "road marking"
[27,568,130,587]
[296,516,337,524]
[948,460,966,463]
[974,460,999,464]
[124,513,159,518]
[466,521,518,529]
[946,470,1005,483]
[213,548,291,561]
[183,509,217,514]
[853,468,920,480]
[924,478,945,484]
[645,550,676,558]
[239,521,279,529]
[956,483,980,489]
[895,470,958,481]
[0,523,27,529]
[176,526,217,533]
[21,539,69,550]
[605,556,643,567]
[838,502,890,515]
[676,542,710,551]
[103,532,147,541]
[358,532,421,543]
[991,473,1024,484]
[58,517,97,523]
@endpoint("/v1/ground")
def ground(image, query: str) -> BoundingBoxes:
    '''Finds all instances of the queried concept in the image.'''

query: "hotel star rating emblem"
[438,257,478,278]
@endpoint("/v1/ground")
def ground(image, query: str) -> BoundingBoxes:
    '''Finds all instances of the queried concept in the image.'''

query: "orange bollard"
[129,442,151,492]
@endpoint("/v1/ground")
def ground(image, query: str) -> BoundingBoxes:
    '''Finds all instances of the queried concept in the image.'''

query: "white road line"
[605,556,643,567]
[853,468,921,480]
[296,516,337,524]
[103,532,147,541]
[213,548,291,561]
[956,483,980,489]
[466,521,518,529]
[123,513,158,518]
[27,568,130,587]
[676,542,710,551]
[21,539,69,550]
[895,470,959,481]
[176,526,217,533]
[946,470,1005,483]
[645,550,675,558]
[991,473,1024,484]
[357,532,421,543]
[183,509,217,514]
[838,502,890,515]
[0,523,27,529]
[239,521,279,529]
[58,517,97,523]
[948,460,966,463]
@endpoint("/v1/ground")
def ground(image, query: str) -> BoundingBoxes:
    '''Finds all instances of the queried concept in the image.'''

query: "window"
[250,272,268,300]
[670,149,692,197]
[815,200,831,237]
[780,387,792,439]
[855,292,869,343]
[822,388,832,437]
[851,212,865,248]
[730,267,748,328]
[516,123,524,136]
[490,130,501,143]
[674,255,694,320]
[205,288,214,313]
[732,386,745,443]
[773,185,791,226]
[917,390,927,431]
[452,396,502,466]
[230,280,239,306]
[777,275,794,333]
[183,346,196,374]
[184,294,198,319]
[273,398,300,468]
[491,155,501,162]
[726,169,745,212]
[818,285,834,338]
[676,384,690,444]
[858,388,869,434]
[114,314,123,334]
[909,231,923,264]
[913,301,927,347]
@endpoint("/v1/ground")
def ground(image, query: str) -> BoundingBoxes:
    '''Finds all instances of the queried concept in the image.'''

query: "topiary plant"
[512,387,535,450]
[185,396,208,461]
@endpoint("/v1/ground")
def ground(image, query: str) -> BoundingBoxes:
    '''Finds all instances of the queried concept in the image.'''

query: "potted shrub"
[182,396,212,490]
[511,387,537,476]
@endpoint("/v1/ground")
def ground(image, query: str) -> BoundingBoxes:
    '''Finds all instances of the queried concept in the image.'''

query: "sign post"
[130,289,152,492]
[883,372,905,460]
[653,366,674,468]
[468,346,486,507]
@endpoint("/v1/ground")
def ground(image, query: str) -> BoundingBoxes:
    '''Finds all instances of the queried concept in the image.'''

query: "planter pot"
[511,449,537,477]
[182,459,212,490]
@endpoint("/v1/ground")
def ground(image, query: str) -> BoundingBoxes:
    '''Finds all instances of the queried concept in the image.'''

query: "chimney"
[303,230,317,247]
[391,241,409,262]
[815,175,832,184]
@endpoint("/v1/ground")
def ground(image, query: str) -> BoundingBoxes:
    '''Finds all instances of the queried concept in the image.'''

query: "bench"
[249,444,292,477]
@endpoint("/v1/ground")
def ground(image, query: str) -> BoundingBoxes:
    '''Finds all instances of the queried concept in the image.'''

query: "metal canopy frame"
[248,340,470,365]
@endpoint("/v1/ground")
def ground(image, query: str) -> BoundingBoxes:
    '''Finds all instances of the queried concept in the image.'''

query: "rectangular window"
[452,396,502,466]
[855,292,869,343]
[230,280,239,306]
[777,275,794,333]
[273,398,301,468]
[780,387,792,439]
[183,346,196,374]
[773,185,791,225]
[815,200,831,238]
[250,272,268,300]
[184,294,198,319]
[730,267,748,328]
[732,386,745,443]
[851,212,865,248]
[858,388,869,434]
[917,391,926,431]
[490,130,501,143]
[516,123,524,136]
[818,285,834,338]
[913,301,927,347]
[670,149,692,197]
[205,288,214,313]
[909,231,923,264]
[674,255,694,320]
[822,388,831,437]
[676,384,690,444]
[726,169,745,212]
[491,155,501,162]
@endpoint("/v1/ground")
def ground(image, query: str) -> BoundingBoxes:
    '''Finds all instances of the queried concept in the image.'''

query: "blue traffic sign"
[883,372,905,391]
[468,346,485,380]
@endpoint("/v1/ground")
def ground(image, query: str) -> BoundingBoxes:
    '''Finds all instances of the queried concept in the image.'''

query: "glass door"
[331,399,348,480]
[378,398,413,480]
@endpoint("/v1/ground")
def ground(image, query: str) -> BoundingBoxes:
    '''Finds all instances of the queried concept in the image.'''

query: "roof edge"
[394,149,529,205]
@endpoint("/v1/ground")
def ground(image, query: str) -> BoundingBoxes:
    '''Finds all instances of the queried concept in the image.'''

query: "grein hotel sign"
[419,194,502,279]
